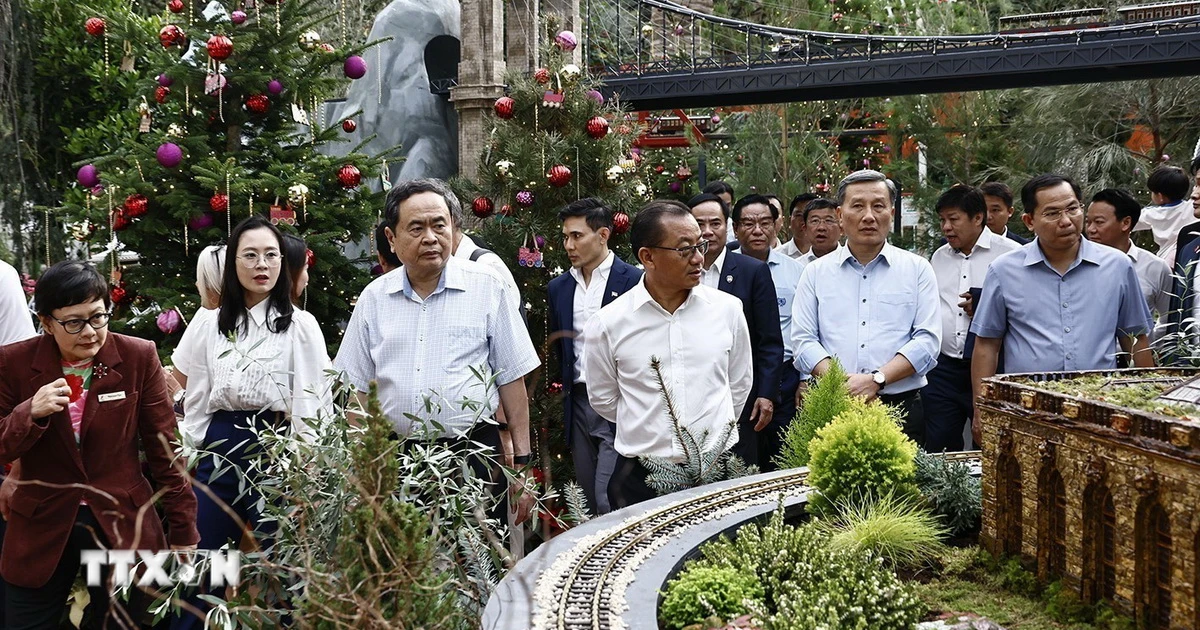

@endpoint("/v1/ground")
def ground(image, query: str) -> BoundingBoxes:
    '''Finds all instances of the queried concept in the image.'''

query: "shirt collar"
[953,228,996,256]
[387,257,465,298]
[1125,241,1142,262]
[766,248,786,267]
[246,298,273,326]
[454,234,478,259]
[1023,236,1100,269]
[627,276,710,314]
[835,242,894,267]
[705,246,727,273]
[569,250,615,285]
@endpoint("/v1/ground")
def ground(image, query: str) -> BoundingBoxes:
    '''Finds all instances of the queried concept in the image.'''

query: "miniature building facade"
[978,370,1200,629]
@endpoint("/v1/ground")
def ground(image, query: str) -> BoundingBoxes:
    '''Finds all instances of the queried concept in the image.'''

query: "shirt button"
[861,321,867,326]
[1062,302,1068,308]
[1064,326,1071,333]
[862,275,867,279]
[860,344,866,348]
[862,298,867,303]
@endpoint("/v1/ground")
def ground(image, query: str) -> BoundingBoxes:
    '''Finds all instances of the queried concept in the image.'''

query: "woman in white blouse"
[170,217,331,629]
[167,245,225,402]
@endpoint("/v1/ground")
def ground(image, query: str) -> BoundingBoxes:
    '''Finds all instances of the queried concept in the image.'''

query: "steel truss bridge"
[577,0,1200,109]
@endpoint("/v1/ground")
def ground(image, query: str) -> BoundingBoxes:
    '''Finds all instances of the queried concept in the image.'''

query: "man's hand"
[510,470,537,524]
[750,397,774,431]
[958,291,976,318]
[0,474,14,520]
[971,408,982,447]
[846,373,881,401]
[794,380,810,410]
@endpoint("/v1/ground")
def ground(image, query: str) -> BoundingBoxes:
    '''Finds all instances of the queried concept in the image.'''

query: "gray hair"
[383,178,464,230]
[196,245,225,300]
[836,169,898,206]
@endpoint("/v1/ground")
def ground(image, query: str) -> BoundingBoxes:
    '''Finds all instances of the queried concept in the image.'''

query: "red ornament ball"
[123,194,149,218]
[533,68,551,84]
[341,119,357,133]
[110,285,128,304]
[206,34,233,60]
[112,210,131,232]
[612,211,630,235]
[159,24,185,48]
[547,381,564,395]
[586,116,610,140]
[655,165,665,174]
[337,164,362,188]
[305,248,315,268]
[472,197,494,218]
[85,17,106,37]
[493,96,515,119]
[498,204,513,216]
[168,0,184,13]
[547,165,572,188]
[154,86,171,104]
[209,193,229,213]
[245,94,270,114]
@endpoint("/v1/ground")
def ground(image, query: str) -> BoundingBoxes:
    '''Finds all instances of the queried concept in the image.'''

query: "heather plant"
[659,566,763,630]
[806,398,920,517]
[775,360,851,469]
[914,449,983,536]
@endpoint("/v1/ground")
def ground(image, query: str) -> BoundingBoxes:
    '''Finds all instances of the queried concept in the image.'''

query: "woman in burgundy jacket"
[0,260,199,629]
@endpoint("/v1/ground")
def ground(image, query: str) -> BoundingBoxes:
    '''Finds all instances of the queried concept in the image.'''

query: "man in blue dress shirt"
[970,173,1154,443]
[791,170,941,444]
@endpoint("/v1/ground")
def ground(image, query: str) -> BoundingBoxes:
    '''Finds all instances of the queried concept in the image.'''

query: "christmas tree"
[55,0,384,353]
[455,25,645,502]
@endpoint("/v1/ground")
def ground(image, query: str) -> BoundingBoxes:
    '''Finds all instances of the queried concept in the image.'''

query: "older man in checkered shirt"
[335,178,540,521]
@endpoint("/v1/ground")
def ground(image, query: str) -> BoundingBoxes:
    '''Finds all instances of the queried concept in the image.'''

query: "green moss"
[1017,374,1197,419]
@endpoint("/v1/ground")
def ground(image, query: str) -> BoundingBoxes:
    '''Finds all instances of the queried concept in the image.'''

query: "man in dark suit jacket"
[548,199,642,514]
[688,194,783,468]
[982,181,1030,244]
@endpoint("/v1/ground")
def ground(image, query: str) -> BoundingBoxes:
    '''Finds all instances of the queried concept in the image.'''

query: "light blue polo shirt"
[767,248,805,362]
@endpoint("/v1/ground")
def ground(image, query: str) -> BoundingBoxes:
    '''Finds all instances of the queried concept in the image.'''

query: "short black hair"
[789,193,820,217]
[1191,155,1200,176]
[375,221,401,268]
[703,180,734,197]
[803,198,837,222]
[1020,174,1081,215]
[384,178,461,231]
[732,194,777,222]
[935,185,986,219]
[34,261,109,316]
[1091,188,1142,226]
[980,181,1013,208]
[281,232,308,287]
[687,192,730,220]
[558,197,614,232]
[1147,165,1189,202]
[630,199,693,256]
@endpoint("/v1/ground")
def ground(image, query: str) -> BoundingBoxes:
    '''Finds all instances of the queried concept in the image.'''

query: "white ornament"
[167,123,184,136]
[288,183,310,204]
[496,160,514,176]
[560,64,582,81]
[298,31,321,50]
[606,165,624,182]
[634,182,648,198]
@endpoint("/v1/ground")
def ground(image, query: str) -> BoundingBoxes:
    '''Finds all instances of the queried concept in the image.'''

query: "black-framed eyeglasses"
[647,239,710,259]
[53,312,112,334]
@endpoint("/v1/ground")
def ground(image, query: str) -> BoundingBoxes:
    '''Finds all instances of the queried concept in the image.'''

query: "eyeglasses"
[1039,203,1084,223]
[737,219,776,232]
[53,312,112,335]
[237,251,282,268]
[648,240,710,259]
[806,217,839,227]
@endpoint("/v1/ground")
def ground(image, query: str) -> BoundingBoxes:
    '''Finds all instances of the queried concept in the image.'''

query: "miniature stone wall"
[978,369,1200,628]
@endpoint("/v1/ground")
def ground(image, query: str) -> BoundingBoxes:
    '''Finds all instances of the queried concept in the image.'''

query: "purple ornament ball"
[669,181,682,193]
[586,90,604,104]
[555,30,578,52]
[230,10,247,24]
[157,73,173,87]
[156,309,182,334]
[90,184,105,196]
[77,164,99,188]
[344,55,367,79]
[189,212,215,230]
[156,142,183,168]
[535,235,546,248]
[267,79,284,95]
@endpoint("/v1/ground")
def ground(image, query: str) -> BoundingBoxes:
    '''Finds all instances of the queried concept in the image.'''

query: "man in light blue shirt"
[791,170,941,444]
[970,173,1154,443]
[732,194,806,469]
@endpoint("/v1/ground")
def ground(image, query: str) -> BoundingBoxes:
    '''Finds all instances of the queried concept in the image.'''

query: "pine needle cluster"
[774,360,851,469]
[914,450,983,536]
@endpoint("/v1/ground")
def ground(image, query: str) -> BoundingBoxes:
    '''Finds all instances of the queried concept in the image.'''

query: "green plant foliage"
[660,566,763,630]
[817,492,947,568]
[914,450,983,536]
[695,508,923,629]
[806,398,919,516]
[774,360,851,469]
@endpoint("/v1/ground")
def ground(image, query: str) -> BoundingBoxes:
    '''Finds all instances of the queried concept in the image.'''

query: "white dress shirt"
[1122,242,1172,322]
[173,301,333,448]
[335,257,539,436]
[700,247,727,289]
[930,228,1021,358]
[0,261,34,347]
[766,249,806,362]
[570,251,615,384]
[583,281,752,460]
[791,243,942,394]
[456,233,520,309]
[775,239,809,260]
[1135,199,1193,262]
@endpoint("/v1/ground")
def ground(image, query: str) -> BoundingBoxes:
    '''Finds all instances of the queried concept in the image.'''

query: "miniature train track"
[522,452,983,630]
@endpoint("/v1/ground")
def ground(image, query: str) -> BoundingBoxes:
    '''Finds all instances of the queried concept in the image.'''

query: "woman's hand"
[31,378,71,420]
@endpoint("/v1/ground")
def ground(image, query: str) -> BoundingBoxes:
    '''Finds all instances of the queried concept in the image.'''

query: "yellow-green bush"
[660,565,762,630]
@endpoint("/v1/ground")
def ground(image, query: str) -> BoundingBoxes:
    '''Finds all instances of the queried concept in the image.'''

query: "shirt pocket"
[876,293,916,332]
[442,326,488,372]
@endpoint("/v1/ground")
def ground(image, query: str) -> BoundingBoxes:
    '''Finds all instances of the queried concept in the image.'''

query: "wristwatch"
[513,454,532,465]
[871,371,886,388]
